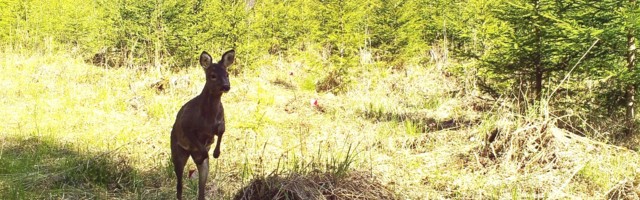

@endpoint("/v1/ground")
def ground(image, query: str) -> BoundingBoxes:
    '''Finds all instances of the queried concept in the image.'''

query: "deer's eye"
[210,74,217,80]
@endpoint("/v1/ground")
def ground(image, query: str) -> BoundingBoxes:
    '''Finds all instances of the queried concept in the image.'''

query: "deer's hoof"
[213,150,220,158]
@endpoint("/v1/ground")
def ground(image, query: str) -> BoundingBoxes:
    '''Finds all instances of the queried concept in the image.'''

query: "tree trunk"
[625,0,637,134]
[533,0,543,101]
[153,0,163,75]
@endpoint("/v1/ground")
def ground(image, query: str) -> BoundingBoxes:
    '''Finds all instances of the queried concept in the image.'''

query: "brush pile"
[234,171,394,200]
[474,111,640,198]
[479,119,569,171]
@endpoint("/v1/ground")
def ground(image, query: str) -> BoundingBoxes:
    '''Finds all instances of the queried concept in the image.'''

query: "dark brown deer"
[170,50,235,200]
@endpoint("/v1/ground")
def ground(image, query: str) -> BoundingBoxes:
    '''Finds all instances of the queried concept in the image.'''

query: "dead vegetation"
[3,52,640,199]
[479,119,562,170]
[234,171,394,200]
[468,106,640,198]
[606,179,640,200]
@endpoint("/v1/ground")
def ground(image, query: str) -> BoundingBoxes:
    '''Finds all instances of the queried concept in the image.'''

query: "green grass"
[1,50,640,199]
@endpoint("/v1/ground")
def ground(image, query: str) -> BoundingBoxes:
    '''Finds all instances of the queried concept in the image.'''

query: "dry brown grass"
[234,171,394,200]
[2,51,640,199]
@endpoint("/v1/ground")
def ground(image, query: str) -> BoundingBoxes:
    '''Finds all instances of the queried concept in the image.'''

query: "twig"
[553,163,586,198]
[549,39,599,99]
[604,178,630,199]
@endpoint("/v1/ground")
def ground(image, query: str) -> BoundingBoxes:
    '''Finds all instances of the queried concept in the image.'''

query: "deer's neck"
[200,87,222,119]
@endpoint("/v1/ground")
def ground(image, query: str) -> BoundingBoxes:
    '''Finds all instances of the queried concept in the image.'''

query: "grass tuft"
[234,171,394,200]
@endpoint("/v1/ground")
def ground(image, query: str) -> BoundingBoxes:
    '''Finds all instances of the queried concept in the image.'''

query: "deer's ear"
[200,51,213,69]
[221,50,235,68]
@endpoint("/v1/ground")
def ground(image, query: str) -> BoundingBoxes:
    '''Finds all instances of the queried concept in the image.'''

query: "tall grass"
[1,49,640,199]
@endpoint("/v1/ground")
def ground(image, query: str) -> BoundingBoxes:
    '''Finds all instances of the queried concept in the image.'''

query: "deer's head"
[199,50,235,94]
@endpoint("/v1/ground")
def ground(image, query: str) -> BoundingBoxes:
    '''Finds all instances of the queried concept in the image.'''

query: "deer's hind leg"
[192,150,210,200]
[171,144,189,200]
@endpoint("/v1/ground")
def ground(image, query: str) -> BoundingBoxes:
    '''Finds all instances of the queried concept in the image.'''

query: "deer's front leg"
[213,123,225,158]
[213,134,223,158]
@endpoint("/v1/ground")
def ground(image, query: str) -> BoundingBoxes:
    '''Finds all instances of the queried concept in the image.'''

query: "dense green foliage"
[0,0,639,132]
[0,0,457,68]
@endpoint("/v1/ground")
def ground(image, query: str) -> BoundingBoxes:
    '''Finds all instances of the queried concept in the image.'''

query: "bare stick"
[549,39,599,98]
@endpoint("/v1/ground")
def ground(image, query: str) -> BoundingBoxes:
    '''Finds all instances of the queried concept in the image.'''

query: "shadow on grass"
[0,136,172,199]
[360,108,478,133]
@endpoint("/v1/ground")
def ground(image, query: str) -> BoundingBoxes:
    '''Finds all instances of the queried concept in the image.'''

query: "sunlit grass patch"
[2,51,640,199]
[0,52,172,198]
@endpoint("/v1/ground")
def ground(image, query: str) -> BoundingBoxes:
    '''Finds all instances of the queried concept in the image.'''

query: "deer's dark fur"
[171,50,235,200]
